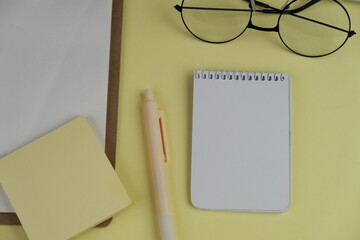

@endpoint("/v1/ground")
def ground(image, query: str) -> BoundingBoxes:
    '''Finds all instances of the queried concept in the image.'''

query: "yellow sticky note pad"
[0,116,131,240]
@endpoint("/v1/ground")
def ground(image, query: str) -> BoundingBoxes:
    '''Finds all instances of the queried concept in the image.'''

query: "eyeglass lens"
[180,0,251,43]
[279,0,351,56]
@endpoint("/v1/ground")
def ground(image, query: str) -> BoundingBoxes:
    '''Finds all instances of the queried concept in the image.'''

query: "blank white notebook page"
[191,70,291,212]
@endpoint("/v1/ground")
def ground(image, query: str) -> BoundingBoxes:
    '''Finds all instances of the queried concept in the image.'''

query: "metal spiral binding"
[195,70,288,82]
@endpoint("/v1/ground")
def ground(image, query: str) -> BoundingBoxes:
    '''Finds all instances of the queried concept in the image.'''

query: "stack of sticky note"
[0,116,131,240]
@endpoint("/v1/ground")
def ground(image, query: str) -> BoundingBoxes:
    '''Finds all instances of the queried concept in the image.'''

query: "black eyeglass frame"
[174,0,356,57]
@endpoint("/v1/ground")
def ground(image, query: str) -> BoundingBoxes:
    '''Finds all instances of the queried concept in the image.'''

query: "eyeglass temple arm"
[241,0,278,10]
[288,13,356,37]
[176,0,329,14]
[175,0,318,13]
[243,0,321,13]
[284,0,320,13]
[174,5,251,12]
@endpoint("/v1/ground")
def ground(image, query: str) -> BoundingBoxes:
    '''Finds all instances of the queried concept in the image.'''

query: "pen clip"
[158,109,169,163]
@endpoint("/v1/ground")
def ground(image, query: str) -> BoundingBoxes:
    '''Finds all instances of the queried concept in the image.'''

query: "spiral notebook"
[191,70,291,213]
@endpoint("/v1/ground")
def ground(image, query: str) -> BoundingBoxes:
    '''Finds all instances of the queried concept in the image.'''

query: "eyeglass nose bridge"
[247,21,279,32]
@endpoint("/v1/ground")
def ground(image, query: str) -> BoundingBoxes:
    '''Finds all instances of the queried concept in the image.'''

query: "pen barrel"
[144,100,175,239]
[159,215,175,240]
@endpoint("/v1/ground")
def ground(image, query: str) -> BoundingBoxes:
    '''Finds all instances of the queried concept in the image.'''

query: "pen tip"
[144,89,154,101]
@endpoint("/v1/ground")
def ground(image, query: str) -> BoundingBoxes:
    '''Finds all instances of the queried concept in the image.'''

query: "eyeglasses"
[174,0,356,57]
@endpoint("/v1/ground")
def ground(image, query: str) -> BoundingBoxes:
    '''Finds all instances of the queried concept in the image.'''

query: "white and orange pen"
[143,89,175,240]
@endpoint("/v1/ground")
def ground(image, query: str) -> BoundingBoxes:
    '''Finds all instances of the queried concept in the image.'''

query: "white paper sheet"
[0,0,112,212]
[191,71,291,212]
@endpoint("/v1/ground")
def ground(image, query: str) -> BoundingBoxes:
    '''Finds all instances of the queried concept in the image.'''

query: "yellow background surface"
[1,0,360,239]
